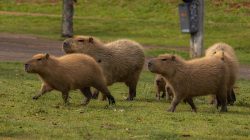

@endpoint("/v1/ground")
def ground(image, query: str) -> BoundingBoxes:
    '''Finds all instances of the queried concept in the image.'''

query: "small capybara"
[62,36,145,100]
[24,53,115,106]
[148,54,229,112]
[205,42,239,105]
[154,74,173,100]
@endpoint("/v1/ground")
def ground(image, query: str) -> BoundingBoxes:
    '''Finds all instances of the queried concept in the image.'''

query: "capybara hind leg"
[61,91,69,105]
[217,91,228,112]
[185,98,197,112]
[33,83,53,100]
[161,91,166,98]
[92,89,99,99]
[80,87,92,106]
[94,84,115,105]
[167,97,181,112]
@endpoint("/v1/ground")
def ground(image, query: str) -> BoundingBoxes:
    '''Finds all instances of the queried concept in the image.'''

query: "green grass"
[0,62,250,139]
[0,0,250,63]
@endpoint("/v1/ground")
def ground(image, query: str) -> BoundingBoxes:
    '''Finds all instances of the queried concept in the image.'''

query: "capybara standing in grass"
[62,36,145,100]
[154,74,173,100]
[148,54,229,112]
[24,53,115,106]
[206,42,239,105]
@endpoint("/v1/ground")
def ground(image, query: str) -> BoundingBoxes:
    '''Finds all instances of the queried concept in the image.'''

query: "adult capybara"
[154,74,173,100]
[148,54,229,112]
[24,53,115,106]
[62,36,145,100]
[206,42,239,105]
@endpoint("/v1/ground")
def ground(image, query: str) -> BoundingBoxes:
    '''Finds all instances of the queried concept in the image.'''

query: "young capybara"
[148,54,229,112]
[62,36,145,100]
[24,53,115,106]
[205,42,239,105]
[154,74,173,100]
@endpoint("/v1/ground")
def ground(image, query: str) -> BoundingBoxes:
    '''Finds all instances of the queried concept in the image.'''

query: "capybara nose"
[148,62,152,68]
[63,42,69,48]
[24,64,29,71]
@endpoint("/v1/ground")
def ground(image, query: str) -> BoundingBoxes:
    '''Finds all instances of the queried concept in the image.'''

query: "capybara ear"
[89,37,94,43]
[45,53,50,59]
[171,55,176,61]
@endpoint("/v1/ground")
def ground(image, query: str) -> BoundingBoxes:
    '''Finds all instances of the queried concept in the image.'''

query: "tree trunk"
[62,0,74,37]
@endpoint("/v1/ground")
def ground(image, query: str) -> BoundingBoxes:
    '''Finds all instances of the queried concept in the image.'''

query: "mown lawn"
[0,0,250,64]
[0,62,250,139]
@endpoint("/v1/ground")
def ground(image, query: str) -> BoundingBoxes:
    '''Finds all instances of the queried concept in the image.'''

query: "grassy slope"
[0,0,250,63]
[0,62,250,139]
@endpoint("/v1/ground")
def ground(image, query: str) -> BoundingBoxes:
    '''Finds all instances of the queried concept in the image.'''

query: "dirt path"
[0,33,250,80]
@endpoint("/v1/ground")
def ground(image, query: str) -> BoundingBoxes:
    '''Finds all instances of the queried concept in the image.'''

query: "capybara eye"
[161,59,167,61]
[37,58,42,61]
[78,39,84,42]
[213,51,216,54]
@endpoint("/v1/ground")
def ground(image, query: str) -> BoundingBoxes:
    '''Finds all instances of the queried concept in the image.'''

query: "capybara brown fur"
[62,36,145,100]
[154,74,173,100]
[148,54,229,112]
[206,42,239,105]
[24,53,115,106]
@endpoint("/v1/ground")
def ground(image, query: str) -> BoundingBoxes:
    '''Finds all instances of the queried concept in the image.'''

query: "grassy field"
[0,0,250,139]
[0,62,250,139]
[0,0,250,63]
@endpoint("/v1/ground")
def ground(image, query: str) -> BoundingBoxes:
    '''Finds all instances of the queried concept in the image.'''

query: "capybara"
[205,42,239,105]
[62,36,145,100]
[154,74,173,100]
[148,54,229,112]
[24,53,115,106]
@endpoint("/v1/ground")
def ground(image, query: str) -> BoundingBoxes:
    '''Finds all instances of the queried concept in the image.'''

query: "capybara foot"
[167,108,175,112]
[32,95,40,100]
[92,93,98,99]
[192,109,197,112]
[220,107,228,112]
[107,95,115,105]
[81,98,91,106]
[126,96,134,101]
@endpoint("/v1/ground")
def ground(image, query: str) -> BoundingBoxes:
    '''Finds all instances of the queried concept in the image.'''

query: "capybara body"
[62,36,145,100]
[148,54,228,112]
[154,74,173,100]
[24,53,115,105]
[206,43,239,105]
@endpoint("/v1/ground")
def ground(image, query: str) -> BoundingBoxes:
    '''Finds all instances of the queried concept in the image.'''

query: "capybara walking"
[62,36,145,100]
[24,53,115,106]
[148,54,229,112]
[206,42,239,105]
[154,74,173,100]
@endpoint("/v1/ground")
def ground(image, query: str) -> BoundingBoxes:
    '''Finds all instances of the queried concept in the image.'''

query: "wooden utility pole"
[62,0,74,37]
[189,0,204,58]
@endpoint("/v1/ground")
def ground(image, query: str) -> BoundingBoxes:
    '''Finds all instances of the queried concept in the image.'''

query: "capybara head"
[24,53,50,73]
[62,36,99,54]
[155,75,165,86]
[148,54,183,77]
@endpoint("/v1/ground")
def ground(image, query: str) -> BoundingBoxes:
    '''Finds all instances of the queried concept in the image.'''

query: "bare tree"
[61,0,76,37]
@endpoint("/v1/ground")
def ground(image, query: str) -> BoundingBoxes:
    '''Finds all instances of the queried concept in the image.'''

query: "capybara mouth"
[148,61,156,72]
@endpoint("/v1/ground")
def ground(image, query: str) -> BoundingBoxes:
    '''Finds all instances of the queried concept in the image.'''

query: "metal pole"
[190,0,204,58]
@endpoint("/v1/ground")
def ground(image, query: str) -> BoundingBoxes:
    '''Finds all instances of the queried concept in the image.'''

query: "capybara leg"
[33,83,53,100]
[94,84,115,105]
[80,87,92,106]
[61,91,69,104]
[217,92,228,112]
[101,95,107,101]
[92,89,99,99]
[227,88,236,105]
[161,91,166,98]
[156,89,161,100]
[167,97,181,112]
[185,98,197,112]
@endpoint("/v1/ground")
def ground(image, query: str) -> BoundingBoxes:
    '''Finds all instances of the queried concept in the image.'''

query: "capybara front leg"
[33,83,53,100]
[185,97,197,112]
[227,88,236,105]
[217,90,228,112]
[80,87,92,106]
[156,89,161,100]
[167,97,181,112]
